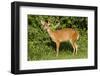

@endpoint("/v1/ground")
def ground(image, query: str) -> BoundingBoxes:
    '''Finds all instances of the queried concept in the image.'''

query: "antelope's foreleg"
[56,41,60,56]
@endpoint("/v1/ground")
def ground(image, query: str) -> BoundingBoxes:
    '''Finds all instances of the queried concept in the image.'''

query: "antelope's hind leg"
[75,43,78,55]
[70,40,76,55]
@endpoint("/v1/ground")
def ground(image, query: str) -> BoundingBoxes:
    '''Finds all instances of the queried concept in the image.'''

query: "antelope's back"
[53,28,79,42]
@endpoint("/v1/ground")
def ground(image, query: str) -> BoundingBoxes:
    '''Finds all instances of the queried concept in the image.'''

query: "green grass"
[28,27,88,61]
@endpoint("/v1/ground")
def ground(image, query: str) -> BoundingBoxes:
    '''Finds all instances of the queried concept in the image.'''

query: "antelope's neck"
[47,28,54,40]
[47,28,53,35]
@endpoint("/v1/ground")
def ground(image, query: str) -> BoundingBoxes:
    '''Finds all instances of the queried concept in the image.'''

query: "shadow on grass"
[46,41,73,53]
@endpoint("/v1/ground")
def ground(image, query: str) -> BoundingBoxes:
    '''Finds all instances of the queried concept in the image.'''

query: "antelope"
[41,20,79,56]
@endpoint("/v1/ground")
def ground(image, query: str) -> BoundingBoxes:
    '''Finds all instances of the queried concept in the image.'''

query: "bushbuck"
[41,20,79,56]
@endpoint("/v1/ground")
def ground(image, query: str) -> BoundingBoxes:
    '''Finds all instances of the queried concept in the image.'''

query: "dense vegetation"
[28,15,88,61]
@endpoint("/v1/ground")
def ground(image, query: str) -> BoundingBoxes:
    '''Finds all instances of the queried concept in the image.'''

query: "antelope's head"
[41,20,50,30]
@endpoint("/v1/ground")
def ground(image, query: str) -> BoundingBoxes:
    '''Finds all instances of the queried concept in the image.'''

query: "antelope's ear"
[41,20,45,25]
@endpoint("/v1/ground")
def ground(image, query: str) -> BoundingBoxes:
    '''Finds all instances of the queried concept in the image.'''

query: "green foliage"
[28,15,88,61]
[28,15,87,30]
